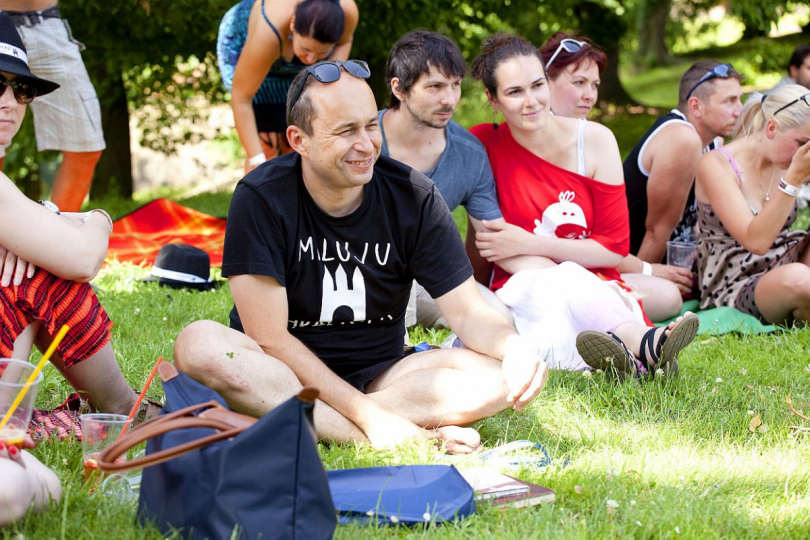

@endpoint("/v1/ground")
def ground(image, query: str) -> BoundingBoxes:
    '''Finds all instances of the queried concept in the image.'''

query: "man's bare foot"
[430,425,482,454]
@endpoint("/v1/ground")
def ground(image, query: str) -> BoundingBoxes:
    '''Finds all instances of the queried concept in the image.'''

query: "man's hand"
[501,334,549,411]
[0,245,35,287]
[652,263,693,293]
[476,220,537,262]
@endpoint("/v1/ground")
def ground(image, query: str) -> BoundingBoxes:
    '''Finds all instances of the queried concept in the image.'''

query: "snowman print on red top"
[532,191,591,240]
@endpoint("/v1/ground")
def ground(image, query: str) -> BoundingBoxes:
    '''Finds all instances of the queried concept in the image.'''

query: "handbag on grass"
[98,362,336,540]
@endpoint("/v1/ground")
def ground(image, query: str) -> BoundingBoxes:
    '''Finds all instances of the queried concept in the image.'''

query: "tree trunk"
[90,67,133,200]
[638,0,671,66]
[575,1,635,105]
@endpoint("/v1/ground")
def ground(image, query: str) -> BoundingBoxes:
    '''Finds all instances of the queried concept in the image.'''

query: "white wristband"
[778,178,801,197]
[641,261,653,275]
[247,153,266,167]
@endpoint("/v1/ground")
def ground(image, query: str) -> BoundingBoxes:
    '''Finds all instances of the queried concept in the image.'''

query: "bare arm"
[466,215,495,286]
[230,273,427,446]
[435,277,548,410]
[230,6,283,166]
[0,176,109,281]
[329,0,358,60]
[636,124,703,263]
[696,144,810,255]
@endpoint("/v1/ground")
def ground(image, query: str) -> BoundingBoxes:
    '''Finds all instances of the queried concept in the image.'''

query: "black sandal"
[638,312,699,377]
[576,330,638,380]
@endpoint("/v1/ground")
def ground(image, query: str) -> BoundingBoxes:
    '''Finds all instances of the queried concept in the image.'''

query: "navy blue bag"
[328,465,475,525]
[98,362,336,540]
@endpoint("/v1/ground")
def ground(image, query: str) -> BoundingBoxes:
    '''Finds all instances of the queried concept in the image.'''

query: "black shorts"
[341,346,434,392]
[253,102,287,133]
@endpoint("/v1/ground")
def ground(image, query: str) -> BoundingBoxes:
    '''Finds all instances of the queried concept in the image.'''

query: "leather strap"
[97,388,319,473]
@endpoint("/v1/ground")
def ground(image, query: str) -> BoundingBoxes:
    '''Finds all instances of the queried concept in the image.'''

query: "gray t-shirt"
[378,109,502,221]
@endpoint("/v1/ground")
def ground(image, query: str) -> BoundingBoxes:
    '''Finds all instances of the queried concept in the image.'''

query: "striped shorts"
[0,270,113,368]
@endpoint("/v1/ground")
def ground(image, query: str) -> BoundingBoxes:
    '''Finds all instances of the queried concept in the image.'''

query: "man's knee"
[174,320,240,377]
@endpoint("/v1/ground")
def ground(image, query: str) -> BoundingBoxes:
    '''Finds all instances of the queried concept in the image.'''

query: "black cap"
[0,13,59,96]
[144,244,219,291]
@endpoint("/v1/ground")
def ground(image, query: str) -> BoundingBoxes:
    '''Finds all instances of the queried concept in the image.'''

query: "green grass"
[10,30,810,539]
[9,190,810,539]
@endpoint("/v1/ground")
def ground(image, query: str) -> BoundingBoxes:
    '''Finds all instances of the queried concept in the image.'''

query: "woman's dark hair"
[385,29,467,109]
[540,32,607,80]
[471,33,542,95]
[294,0,344,44]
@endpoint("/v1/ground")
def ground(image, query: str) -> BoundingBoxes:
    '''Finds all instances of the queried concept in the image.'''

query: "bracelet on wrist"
[83,209,114,234]
[778,178,801,197]
[641,261,653,275]
[38,200,60,215]
[247,153,266,168]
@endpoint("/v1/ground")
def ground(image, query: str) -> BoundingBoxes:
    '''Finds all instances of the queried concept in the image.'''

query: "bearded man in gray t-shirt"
[378,30,512,328]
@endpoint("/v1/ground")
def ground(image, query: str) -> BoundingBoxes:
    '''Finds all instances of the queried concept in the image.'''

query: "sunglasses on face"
[546,39,588,69]
[0,74,36,104]
[772,93,810,117]
[685,63,734,101]
[287,59,371,113]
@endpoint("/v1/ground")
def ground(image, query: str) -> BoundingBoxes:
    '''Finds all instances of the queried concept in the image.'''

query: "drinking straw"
[0,324,70,432]
[119,356,163,438]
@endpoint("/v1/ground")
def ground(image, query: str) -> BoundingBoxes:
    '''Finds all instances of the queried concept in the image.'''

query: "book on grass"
[458,467,555,508]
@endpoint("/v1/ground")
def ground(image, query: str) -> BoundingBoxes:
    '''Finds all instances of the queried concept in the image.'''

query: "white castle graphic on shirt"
[533,191,590,240]
[320,265,366,322]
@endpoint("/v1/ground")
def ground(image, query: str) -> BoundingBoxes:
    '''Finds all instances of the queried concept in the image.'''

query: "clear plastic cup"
[667,241,697,269]
[0,358,43,449]
[81,413,129,486]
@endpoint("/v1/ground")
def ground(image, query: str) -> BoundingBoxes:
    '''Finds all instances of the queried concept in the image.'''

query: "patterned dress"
[697,149,809,319]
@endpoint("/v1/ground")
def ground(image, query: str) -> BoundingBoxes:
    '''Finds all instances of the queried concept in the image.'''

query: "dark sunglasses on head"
[546,39,588,69]
[287,59,370,113]
[685,63,734,101]
[0,74,37,104]
[772,93,810,117]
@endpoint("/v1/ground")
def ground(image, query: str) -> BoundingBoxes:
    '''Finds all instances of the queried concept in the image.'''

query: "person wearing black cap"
[0,14,156,438]
[0,1,104,212]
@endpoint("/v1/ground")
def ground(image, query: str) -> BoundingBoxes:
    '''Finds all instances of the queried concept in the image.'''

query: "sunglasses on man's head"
[287,59,371,113]
[685,63,734,101]
[546,39,588,69]
[0,74,36,104]
[772,93,810,117]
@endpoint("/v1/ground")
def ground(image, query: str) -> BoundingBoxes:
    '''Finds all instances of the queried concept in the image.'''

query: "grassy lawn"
[8,31,810,539]
[9,190,810,539]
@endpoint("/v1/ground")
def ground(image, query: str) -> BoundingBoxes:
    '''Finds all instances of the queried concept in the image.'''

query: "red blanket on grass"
[106,198,226,267]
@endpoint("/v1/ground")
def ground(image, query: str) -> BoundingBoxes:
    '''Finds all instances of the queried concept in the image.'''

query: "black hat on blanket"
[0,13,59,96]
[144,244,221,291]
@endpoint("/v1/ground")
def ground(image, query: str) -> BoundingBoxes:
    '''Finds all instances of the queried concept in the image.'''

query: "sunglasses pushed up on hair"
[771,93,810,117]
[287,59,370,113]
[685,63,735,101]
[0,73,37,104]
[545,39,588,69]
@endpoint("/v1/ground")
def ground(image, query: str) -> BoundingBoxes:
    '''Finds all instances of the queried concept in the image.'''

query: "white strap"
[576,118,586,176]
[150,266,211,284]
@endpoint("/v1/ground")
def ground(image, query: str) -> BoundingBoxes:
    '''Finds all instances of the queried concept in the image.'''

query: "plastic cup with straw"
[0,325,70,447]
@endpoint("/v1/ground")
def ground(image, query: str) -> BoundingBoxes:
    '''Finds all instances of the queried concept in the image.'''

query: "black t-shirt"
[222,153,472,378]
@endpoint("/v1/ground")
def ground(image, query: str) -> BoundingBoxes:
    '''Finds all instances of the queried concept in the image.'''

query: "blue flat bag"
[328,465,475,525]
[98,362,336,540]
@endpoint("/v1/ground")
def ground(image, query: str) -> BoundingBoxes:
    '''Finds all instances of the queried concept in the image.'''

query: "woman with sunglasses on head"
[539,32,606,119]
[469,34,698,379]
[0,14,157,438]
[696,84,810,324]
[539,32,682,321]
[218,0,359,172]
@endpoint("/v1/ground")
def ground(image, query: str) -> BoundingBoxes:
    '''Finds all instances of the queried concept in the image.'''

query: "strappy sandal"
[576,330,640,380]
[638,312,699,378]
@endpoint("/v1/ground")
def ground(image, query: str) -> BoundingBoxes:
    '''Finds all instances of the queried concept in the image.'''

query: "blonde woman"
[696,84,810,323]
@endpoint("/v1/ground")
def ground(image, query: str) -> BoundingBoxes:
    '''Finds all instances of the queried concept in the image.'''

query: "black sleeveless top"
[623,109,705,256]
